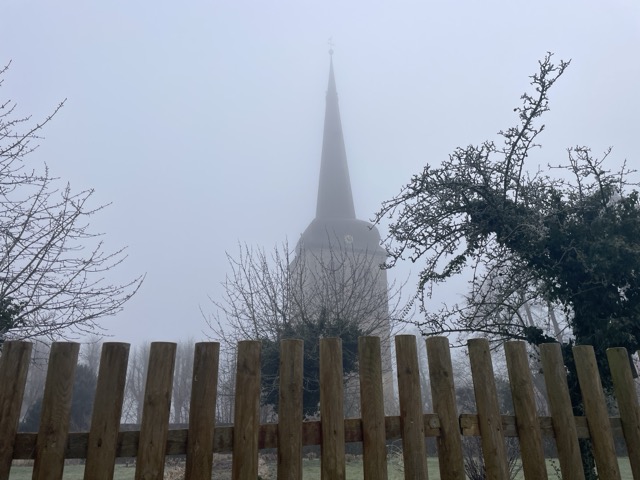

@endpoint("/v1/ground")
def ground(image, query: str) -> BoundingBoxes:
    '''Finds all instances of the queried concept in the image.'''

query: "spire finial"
[328,37,334,57]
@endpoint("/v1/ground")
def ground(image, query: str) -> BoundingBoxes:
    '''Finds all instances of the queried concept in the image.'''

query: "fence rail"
[1,335,639,479]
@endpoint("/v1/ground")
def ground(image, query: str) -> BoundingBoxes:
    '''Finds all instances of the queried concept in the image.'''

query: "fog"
[2,1,639,344]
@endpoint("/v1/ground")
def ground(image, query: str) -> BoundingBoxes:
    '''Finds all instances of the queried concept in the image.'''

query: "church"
[293,53,395,412]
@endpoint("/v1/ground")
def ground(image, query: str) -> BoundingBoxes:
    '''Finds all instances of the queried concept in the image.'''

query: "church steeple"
[295,53,394,413]
[298,53,385,255]
[315,55,356,219]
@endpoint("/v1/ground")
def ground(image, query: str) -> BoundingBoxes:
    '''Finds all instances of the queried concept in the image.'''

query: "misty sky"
[2,1,639,344]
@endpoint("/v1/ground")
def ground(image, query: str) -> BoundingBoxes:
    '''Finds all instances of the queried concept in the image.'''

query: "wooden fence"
[1,335,640,479]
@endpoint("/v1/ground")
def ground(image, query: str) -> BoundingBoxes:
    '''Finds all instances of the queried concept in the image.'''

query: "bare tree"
[374,54,640,477]
[215,351,236,425]
[19,341,50,421]
[418,239,569,349]
[171,339,194,425]
[0,62,143,342]
[209,241,404,343]
[122,342,149,424]
[81,335,103,375]
[206,241,407,416]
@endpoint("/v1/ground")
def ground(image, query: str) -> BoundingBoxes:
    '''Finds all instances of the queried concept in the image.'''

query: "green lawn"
[9,464,135,480]
[8,457,636,479]
[9,461,408,480]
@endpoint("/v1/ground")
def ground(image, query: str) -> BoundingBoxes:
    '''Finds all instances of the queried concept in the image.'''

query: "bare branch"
[0,63,143,342]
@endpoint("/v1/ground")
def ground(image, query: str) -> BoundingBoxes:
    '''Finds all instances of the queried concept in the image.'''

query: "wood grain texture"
[458,414,618,439]
[426,336,464,480]
[358,336,388,480]
[33,342,80,480]
[319,337,346,480]
[0,341,32,480]
[3,336,640,479]
[9,412,625,461]
[84,342,130,480]
[504,341,547,479]
[467,338,508,480]
[395,335,428,480]
[607,347,640,480]
[277,339,303,480]
[231,340,261,480]
[540,343,585,480]
[135,342,176,480]
[185,342,219,480]
[574,345,621,480]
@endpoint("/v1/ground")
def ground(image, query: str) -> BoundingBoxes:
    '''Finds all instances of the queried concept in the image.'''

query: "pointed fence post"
[0,341,32,480]
[426,336,464,480]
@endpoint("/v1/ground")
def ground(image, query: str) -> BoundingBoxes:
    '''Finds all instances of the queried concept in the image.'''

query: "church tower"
[295,53,395,412]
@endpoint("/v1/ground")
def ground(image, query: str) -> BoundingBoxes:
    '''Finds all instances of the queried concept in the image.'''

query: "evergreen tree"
[260,307,361,417]
[19,363,97,432]
[0,298,24,346]
[375,54,640,479]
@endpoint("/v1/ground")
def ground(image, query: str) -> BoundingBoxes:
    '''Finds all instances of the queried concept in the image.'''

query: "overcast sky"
[2,1,639,345]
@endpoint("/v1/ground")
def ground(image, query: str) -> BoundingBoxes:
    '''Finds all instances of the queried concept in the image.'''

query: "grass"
[8,459,412,479]
[8,457,636,479]
[9,464,137,480]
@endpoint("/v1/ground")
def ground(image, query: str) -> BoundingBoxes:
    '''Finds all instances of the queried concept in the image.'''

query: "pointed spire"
[315,54,356,219]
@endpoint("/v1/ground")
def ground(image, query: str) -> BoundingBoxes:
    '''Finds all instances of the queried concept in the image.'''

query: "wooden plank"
[467,338,508,480]
[607,347,640,480]
[231,340,261,480]
[278,339,303,480]
[7,412,627,460]
[319,337,346,480]
[84,342,130,480]
[426,336,464,480]
[185,342,219,480]
[358,336,388,480]
[395,335,428,480]
[540,343,585,480]
[7,416,631,462]
[9,412,444,460]
[296,413,440,449]
[504,341,547,479]
[33,342,80,480]
[574,345,621,479]
[0,341,32,480]
[135,342,176,480]
[456,414,620,440]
